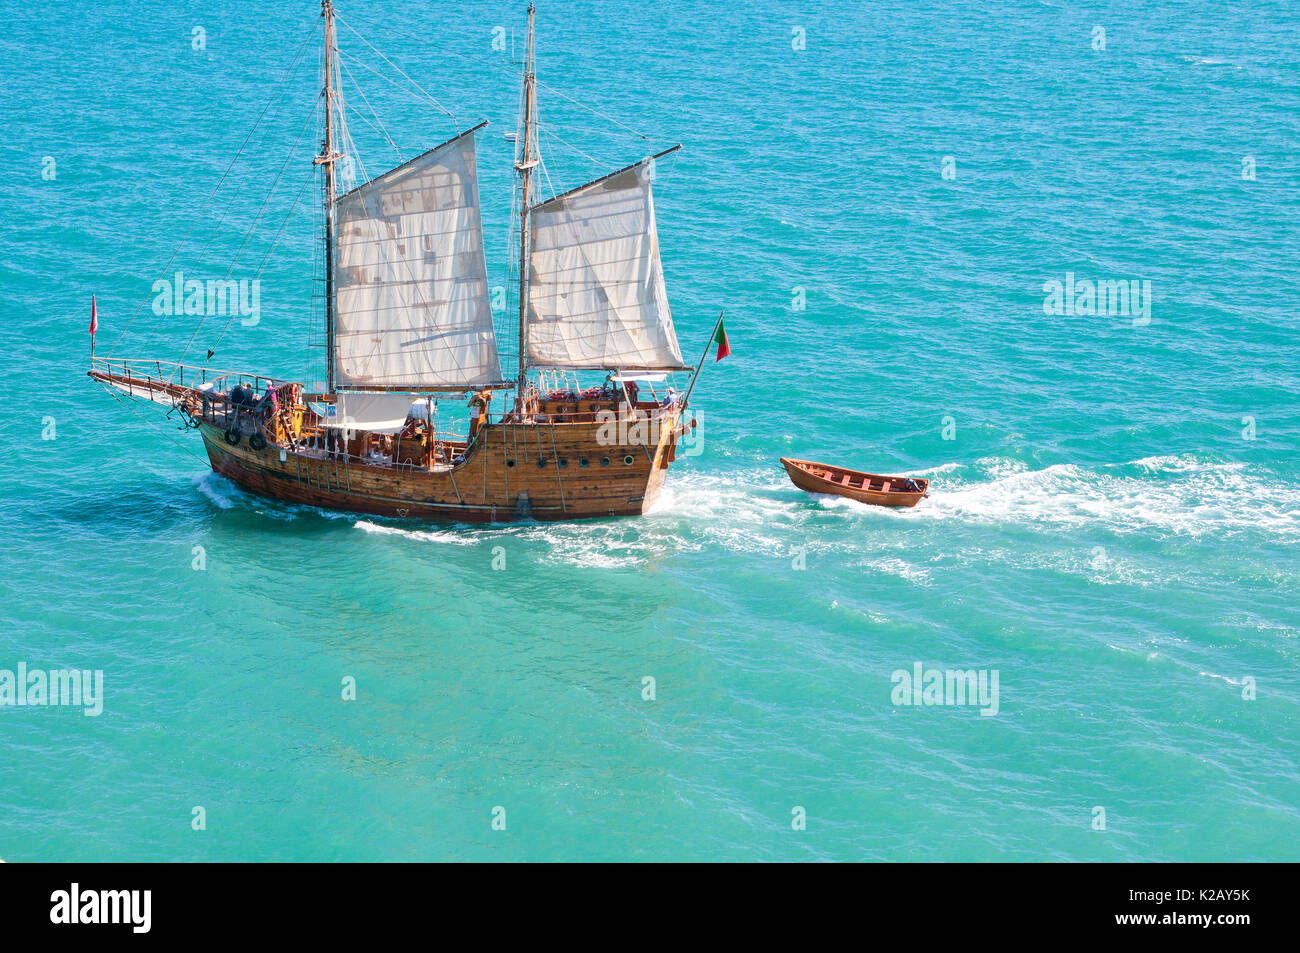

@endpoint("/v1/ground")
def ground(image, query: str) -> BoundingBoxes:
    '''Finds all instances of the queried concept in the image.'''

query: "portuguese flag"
[713,318,731,362]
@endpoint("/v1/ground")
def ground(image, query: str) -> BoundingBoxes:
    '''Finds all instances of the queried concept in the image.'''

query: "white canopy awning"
[610,372,668,383]
[318,393,416,434]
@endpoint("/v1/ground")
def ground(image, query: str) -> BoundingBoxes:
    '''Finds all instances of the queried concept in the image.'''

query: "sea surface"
[0,0,1297,861]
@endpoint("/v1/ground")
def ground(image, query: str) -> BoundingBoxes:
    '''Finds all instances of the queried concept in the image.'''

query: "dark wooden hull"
[201,413,682,522]
[780,457,929,508]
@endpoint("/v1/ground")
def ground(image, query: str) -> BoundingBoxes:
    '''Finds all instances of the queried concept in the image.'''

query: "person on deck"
[468,390,491,442]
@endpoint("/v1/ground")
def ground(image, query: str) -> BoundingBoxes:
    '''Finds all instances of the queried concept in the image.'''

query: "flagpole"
[681,311,724,411]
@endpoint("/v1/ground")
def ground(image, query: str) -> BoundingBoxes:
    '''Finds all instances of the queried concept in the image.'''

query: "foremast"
[315,0,342,393]
[514,3,538,397]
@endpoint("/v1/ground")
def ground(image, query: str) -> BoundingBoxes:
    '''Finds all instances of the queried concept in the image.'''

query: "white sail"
[333,127,504,390]
[526,158,686,371]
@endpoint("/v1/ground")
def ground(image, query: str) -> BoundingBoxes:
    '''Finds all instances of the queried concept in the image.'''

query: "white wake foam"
[288,454,1297,571]
[193,472,237,510]
[909,455,1300,537]
[354,520,480,545]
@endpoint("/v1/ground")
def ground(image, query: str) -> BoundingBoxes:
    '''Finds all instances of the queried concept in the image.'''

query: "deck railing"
[90,358,682,471]
[90,357,294,396]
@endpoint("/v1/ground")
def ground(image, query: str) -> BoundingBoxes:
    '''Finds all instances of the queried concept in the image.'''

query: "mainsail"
[526,156,686,371]
[332,125,504,390]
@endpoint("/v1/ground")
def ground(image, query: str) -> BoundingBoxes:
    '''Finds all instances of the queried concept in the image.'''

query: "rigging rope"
[105,18,320,357]
[534,78,651,144]
[102,385,210,465]
[169,96,320,375]
[335,12,460,125]
[375,18,657,146]
[537,123,609,179]
[337,52,404,161]
[114,7,676,402]
[205,164,317,358]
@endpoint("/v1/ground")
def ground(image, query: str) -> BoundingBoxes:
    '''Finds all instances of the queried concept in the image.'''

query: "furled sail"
[332,126,504,390]
[526,157,686,371]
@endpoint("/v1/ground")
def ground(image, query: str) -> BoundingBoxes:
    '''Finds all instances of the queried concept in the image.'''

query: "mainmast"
[514,3,537,395]
[316,0,342,392]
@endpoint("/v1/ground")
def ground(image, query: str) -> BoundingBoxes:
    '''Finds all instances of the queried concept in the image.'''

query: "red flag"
[713,318,730,362]
[90,294,98,338]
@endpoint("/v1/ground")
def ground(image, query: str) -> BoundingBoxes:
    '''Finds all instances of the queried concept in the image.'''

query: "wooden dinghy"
[780,458,929,508]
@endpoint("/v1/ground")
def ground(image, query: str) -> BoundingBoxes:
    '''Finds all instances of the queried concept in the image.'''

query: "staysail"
[526,156,686,371]
[332,125,504,390]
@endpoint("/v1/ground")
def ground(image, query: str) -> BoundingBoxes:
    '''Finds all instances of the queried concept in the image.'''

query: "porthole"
[558,458,569,469]
[623,454,634,465]
[537,457,547,468]
[601,456,611,467]
[506,459,515,467]
[579,457,590,468]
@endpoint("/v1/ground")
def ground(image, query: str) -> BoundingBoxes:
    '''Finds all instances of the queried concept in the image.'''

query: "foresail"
[333,126,504,390]
[526,158,686,371]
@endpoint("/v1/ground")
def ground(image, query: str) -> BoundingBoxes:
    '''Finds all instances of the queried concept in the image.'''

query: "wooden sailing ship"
[90,2,713,523]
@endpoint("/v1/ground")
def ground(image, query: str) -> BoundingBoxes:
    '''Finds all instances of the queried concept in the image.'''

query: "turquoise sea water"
[1,0,1298,861]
